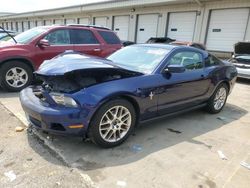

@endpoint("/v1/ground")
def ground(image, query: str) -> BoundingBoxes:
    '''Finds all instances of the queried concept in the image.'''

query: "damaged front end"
[20,52,143,136]
[36,68,141,94]
[34,52,143,94]
[229,42,250,79]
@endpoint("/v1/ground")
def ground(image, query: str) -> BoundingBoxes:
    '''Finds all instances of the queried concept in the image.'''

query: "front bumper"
[20,87,88,136]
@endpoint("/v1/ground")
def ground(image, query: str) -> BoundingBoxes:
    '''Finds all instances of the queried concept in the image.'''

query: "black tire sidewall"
[89,99,136,148]
[206,83,229,114]
[0,61,33,92]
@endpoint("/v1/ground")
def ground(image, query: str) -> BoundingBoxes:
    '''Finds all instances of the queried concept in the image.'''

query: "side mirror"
[164,64,185,73]
[38,39,50,48]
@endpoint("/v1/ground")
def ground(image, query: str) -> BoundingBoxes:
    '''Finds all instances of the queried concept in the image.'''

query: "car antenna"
[0,26,17,44]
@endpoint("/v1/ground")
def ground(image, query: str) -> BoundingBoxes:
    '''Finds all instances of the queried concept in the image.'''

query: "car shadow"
[237,77,250,85]
[27,102,248,172]
[0,88,19,98]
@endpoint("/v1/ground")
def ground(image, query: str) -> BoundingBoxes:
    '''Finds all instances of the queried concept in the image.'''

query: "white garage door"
[29,21,36,29]
[78,18,89,25]
[36,20,43,26]
[18,22,22,32]
[136,14,159,43]
[113,15,130,40]
[94,17,108,27]
[54,19,64,25]
[206,8,250,52]
[65,19,76,24]
[167,12,197,41]
[246,18,250,41]
[23,21,29,31]
[45,20,52,26]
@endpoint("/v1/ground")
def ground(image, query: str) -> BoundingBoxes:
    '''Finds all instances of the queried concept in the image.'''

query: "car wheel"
[206,83,228,114]
[88,99,136,148]
[0,61,33,92]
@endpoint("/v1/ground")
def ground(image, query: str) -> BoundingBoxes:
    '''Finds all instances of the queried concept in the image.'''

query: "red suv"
[0,25,122,91]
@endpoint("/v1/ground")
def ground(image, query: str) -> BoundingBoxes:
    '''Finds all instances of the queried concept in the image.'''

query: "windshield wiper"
[0,26,17,44]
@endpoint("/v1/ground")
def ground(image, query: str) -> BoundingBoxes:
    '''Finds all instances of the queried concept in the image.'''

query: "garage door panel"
[78,18,89,25]
[95,17,108,27]
[54,19,64,25]
[246,20,250,40]
[167,12,197,41]
[136,14,159,43]
[36,20,43,26]
[206,8,249,51]
[65,19,76,24]
[114,15,129,40]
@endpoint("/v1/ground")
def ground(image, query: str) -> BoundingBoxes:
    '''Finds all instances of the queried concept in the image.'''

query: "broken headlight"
[50,93,78,108]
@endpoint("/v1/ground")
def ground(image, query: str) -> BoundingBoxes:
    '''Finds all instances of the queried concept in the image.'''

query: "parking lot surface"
[0,79,250,188]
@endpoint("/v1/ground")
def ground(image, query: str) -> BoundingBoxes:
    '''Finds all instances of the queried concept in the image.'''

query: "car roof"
[132,43,208,55]
[36,25,111,32]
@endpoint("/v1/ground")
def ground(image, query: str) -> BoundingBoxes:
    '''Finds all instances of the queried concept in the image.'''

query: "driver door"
[35,29,73,67]
[157,50,210,115]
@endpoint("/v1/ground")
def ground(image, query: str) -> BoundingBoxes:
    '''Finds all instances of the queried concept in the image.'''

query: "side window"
[168,51,203,70]
[70,29,99,44]
[98,31,121,44]
[205,54,221,67]
[44,29,70,45]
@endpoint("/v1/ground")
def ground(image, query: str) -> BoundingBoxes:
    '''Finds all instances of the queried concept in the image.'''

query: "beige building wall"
[0,0,250,53]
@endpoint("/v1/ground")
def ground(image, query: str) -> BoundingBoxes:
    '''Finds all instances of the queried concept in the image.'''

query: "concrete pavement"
[0,79,250,188]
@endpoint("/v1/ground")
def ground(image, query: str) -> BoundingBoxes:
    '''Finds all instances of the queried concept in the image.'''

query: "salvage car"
[20,44,237,148]
[229,42,250,79]
[0,25,122,92]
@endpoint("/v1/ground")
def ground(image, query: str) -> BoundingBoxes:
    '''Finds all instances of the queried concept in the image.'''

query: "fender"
[0,56,35,71]
[83,91,141,129]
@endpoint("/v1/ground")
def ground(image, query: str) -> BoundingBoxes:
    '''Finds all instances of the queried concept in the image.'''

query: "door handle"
[94,48,101,52]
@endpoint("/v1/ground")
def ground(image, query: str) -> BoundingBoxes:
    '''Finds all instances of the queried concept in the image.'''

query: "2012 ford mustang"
[20,44,237,148]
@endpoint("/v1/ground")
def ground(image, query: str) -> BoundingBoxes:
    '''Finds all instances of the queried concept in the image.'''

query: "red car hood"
[0,41,17,47]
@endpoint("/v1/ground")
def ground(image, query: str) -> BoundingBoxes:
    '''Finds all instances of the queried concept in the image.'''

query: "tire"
[0,61,33,92]
[206,83,229,114]
[88,99,136,148]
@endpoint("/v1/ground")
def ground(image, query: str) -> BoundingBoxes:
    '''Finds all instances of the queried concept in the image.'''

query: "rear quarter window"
[98,30,121,44]
[205,54,222,67]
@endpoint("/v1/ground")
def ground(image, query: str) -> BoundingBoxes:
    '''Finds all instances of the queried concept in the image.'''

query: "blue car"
[20,44,237,148]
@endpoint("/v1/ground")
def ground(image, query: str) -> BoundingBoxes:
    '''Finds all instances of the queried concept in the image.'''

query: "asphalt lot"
[0,79,250,188]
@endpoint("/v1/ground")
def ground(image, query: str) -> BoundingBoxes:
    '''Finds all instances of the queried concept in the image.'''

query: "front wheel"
[0,61,33,92]
[206,83,229,114]
[88,99,136,148]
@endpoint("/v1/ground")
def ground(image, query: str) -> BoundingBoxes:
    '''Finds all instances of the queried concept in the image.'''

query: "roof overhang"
[0,0,209,20]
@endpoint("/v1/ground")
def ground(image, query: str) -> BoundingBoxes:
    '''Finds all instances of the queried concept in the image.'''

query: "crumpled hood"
[36,52,120,76]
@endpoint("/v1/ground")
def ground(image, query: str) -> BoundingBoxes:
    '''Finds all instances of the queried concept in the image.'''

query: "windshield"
[107,46,170,74]
[9,27,48,44]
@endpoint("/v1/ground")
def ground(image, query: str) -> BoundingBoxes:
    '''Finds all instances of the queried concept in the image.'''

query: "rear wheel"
[88,99,136,148]
[0,61,33,92]
[206,83,228,114]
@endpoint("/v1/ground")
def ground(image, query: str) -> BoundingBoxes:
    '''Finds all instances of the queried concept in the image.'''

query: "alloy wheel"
[5,67,28,88]
[99,105,132,143]
[213,87,227,110]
